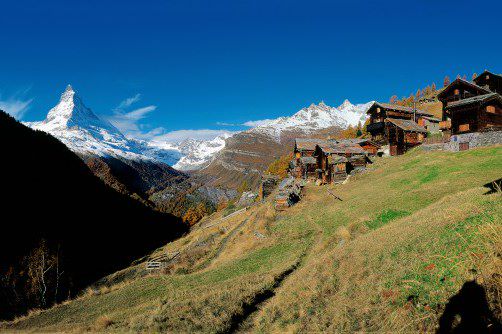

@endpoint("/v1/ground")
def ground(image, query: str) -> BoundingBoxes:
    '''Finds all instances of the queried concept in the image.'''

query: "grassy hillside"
[3,145,501,332]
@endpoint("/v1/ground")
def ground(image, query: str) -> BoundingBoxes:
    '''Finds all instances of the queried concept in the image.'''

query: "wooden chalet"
[294,138,321,158]
[473,71,502,95]
[385,118,427,156]
[366,102,436,144]
[438,75,502,135]
[292,138,329,180]
[314,141,367,184]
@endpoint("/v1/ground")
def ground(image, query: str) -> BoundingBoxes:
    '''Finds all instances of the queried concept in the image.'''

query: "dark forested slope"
[0,111,188,319]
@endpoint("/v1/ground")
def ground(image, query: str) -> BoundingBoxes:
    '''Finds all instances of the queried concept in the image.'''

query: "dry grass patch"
[94,315,114,331]
[253,189,501,332]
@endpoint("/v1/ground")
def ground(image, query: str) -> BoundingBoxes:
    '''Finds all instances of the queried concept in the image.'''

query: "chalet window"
[459,124,470,132]
[486,105,496,113]
[454,89,460,95]
[486,75,490,80]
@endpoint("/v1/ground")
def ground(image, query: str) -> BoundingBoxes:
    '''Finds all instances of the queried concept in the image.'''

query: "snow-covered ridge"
[249,100,372,140]
[145,133,231,171]
[23,86,372,171]
[23,86,228,170]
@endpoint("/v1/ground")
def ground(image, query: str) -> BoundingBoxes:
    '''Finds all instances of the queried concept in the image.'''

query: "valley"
[3,145,500,332]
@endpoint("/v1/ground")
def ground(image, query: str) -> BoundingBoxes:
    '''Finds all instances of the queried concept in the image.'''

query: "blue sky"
[1,0,501,141]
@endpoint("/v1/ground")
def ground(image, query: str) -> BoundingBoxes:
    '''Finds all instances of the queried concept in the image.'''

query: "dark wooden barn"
[292,138,329,180]
[473,71,502,95]
[366,102,434,143]
[385,118,428,156]
[443,93,502,134]
[314,142,367,184]
[438,75,502,135]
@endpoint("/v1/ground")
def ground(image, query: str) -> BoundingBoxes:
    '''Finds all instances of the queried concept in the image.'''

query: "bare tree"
[53,244,64,304]
[25,240,56,307]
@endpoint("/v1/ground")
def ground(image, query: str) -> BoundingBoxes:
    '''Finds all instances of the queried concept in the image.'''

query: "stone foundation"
[444,130,502,151]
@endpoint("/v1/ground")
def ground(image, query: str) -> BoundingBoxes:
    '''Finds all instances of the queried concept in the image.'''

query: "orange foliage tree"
[182,203,210,226]
[265,154,292,179]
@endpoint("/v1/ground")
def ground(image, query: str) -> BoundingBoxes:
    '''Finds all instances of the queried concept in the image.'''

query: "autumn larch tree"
[443,76,450,87]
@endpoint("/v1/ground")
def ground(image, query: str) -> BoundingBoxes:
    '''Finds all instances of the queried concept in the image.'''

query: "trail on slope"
[222,251,309,334]
[193,213,255,271]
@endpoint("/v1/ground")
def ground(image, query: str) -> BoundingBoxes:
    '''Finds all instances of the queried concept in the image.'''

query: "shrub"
[94,315,113,330]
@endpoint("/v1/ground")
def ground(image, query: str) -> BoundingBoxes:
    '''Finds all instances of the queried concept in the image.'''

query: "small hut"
[384,118,427,156]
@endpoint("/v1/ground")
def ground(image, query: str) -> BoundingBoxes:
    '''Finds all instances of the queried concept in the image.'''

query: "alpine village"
[272,70,502,211]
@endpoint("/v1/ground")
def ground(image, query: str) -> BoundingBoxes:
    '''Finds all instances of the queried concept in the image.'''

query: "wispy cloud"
[216,119,275,128]
[0,97,33,120]
[243,119,274,127]
[108,105,157,134]
[108,94,238,143]
[115,93,141,110]
[147,129,237,143]
[216,121,238,126]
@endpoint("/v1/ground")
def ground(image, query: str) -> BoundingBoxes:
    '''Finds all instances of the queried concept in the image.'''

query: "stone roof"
[317,142,367,155]
[295,138,329,151]
[368,102,433,117]
[445,93,502,110]
[327,155,348,164]
[385,118,428,133]
[437,78,491,99]
[336,138,381,147]
[299,156,317,164]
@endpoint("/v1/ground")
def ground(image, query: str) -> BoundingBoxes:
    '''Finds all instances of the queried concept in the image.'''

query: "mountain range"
[24,86,372,173]
[196,100,372,188]
[22,86,372,204]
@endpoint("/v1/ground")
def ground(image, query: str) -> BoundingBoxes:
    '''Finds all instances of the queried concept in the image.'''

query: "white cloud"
[243,118,274,127]
[0,98,33,120]
[147,129,237,143]
[216,121,238,126]
[107,95,239,143]
[115,93,141,110]
[107,105,157,134]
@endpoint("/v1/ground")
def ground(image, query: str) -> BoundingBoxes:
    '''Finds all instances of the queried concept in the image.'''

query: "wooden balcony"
[444,92,477,104]
[366,121,385,133]
[439,120,451,130]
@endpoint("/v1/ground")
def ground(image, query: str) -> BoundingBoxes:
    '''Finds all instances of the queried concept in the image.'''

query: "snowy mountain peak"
[42,85,120,135]
[24,86,232,170]
[249,100,373,141]
[338,99,353,110]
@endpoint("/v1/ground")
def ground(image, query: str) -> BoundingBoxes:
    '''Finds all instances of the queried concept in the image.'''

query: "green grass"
[365,209,410,230]
[3,145,501,333]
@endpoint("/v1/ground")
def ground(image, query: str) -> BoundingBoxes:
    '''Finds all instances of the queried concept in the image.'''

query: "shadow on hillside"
[0,111,189,320]
[437,280,501,334]
[483,178,502,195]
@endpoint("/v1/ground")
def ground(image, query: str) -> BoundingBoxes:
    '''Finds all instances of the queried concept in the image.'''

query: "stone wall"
[443,130,502,151]
[419,130,502,152]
